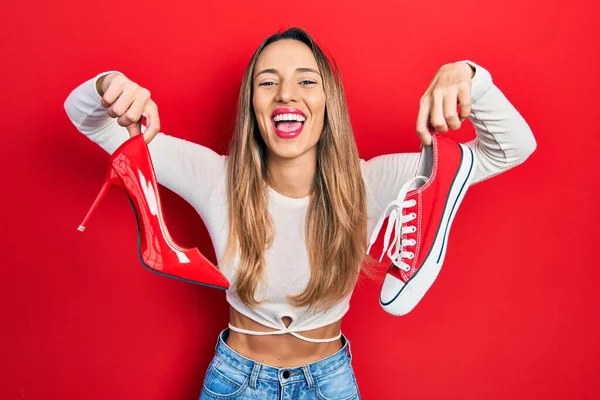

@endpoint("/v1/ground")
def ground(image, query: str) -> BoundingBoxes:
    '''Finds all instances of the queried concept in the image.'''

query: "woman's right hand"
[96,72,161,143]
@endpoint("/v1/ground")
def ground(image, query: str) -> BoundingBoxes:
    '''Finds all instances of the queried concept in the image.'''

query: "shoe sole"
[128,197,229,290]
[380,144,476,315]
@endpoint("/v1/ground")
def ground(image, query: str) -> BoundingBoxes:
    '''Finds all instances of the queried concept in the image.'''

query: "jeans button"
[282,370,290,379]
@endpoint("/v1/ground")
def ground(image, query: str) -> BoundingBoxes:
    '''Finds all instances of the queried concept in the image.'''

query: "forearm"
[462,62,537,184]
[64,71,124,136]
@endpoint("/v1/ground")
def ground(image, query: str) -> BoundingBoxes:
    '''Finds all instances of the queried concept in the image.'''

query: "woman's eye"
[300,80,317,85]
[259,81,276,86]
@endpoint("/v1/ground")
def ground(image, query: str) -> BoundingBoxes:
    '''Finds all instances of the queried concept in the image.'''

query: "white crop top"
[63,61,536,342]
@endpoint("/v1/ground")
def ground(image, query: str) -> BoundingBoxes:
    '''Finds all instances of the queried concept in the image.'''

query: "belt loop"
[301,365,314,389]
[215,330,223,352]
[346,338,353,361]
[249,362,261,389]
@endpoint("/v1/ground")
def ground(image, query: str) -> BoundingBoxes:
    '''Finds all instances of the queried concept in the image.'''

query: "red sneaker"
[77,134,230,290]
[367,135,476,315]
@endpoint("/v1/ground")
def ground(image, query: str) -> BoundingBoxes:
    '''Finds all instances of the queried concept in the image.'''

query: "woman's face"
[252,39,326,161]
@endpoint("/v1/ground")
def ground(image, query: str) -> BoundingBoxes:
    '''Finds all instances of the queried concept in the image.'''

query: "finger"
[126,120,142,138]
[110,83,141,121]
[142,102,161,143]
[443,87,461,130]
[416,95,433,146]
[430,88,448,133]
[117,96,145,130]
[118,96,146,138]
[457,81,472,121]
[102,74,128,111]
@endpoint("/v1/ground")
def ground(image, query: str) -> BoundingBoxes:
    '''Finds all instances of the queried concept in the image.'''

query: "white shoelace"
[367,175,428,272]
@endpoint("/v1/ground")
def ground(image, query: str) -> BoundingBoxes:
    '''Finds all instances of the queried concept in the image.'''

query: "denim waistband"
[213,328,352,384]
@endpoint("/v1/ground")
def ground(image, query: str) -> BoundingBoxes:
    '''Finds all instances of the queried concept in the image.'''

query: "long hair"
[224,27,370,310]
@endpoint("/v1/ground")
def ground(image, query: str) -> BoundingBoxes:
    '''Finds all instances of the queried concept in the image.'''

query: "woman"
[64,27,536,399]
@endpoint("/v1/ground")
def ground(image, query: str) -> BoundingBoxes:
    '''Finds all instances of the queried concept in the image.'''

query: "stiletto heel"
[78,168,120,232]
[77,134,230,290]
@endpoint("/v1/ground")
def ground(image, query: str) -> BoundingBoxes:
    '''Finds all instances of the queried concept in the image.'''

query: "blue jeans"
[199,329,361,400]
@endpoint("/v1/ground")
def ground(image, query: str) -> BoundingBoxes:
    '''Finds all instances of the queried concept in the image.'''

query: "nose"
[275,79,298,104]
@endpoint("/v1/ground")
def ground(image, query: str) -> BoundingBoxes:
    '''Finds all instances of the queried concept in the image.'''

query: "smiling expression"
[252,39,326,161]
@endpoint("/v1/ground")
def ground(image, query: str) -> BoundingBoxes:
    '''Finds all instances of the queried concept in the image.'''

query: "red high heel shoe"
[77,134,230,290]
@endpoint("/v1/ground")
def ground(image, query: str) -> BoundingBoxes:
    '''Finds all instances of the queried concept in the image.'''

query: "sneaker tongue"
[277,121,302,132]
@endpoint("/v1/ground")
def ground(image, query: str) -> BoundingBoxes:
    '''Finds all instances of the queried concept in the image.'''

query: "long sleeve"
[63,72,228,217]
[361,61,537,218]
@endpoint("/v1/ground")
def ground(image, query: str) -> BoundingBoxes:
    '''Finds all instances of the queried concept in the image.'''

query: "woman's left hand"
[416,62,475,146]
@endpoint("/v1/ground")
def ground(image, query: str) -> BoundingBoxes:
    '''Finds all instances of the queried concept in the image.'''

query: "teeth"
[273,113,306,122]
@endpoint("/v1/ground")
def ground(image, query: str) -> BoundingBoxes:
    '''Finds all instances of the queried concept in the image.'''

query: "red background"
[2,0,599,399]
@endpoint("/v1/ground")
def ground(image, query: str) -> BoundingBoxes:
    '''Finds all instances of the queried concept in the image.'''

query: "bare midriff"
[226,306,343,368]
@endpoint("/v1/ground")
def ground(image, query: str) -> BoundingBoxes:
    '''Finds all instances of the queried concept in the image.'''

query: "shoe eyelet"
[410,212,416,218]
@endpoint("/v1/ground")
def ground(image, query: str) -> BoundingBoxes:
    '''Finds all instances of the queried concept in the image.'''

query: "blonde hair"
[224,27,370,310]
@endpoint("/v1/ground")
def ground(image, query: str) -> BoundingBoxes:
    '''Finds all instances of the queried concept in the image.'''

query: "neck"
[267,149,317,199]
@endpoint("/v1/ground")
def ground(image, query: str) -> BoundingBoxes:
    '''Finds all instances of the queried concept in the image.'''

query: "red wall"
[2,0,598,399]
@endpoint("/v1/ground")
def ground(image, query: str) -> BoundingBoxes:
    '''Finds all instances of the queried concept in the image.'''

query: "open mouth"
[271,109,307,138]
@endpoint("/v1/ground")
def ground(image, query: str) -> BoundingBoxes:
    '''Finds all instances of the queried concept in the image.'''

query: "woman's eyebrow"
[255,67,321,78]
[296,67,320,75]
